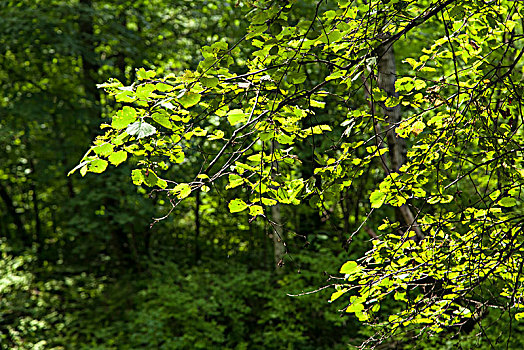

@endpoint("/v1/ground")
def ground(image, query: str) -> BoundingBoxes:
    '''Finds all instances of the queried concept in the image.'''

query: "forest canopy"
[2,0,524,348]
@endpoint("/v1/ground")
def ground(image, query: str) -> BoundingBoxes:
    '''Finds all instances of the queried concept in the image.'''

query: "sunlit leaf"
[126,121,157,139]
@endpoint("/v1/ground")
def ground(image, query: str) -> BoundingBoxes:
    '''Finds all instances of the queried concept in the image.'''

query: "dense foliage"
[2,0,524,348]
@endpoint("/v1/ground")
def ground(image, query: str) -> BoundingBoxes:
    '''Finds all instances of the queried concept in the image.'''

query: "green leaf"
[173,183,192,199]
[249,205,264,217]
[126,121,157,139]
[208,130,225,140]
[403,58,421,70]
[136,68,156,80]
[310,100,325,108]
[414,79,427,90]
[420,67,436,73]
[112,106,137,130]
[93,143,114,157]
[229,198,248,213]
[395,77,415,93]
[160,100,176,110]
[489,190,500,200]
[277,133,294,144]
[193,127,207,137]
[385,96,400,108]
[326,70,345,81]
[201,76,219,88]
[88,159,108,173]
[143,170,159,187]
[171,151,185,164]
[394,292,407,301]
[115,91,136,103]
[136,84,155,99]
[151,112,172,129]
[227,109,247,125]
[226,174,244,189]
[178,91,201,108]
[131,169,144,185]
[155,83,173,92]
[311,125,331,134]
[80,165,88,177]
[370,190,386,208]
[156,178,167,189]
[506,20,516,32]
[288,72,306,84]
[319,30,342,44]
[346,302,364,313]
[158,179,168,190]
[411,120,425,136]
[329,288,348,302]
[515,312,524,321]
[108,151,127,166]
[261,198,277,206]
[111,132,128,146]
[498,197,516,207]
[340,261,358,274]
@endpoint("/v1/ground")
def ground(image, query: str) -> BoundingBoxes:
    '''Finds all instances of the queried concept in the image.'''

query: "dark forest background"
[1,1,522,349]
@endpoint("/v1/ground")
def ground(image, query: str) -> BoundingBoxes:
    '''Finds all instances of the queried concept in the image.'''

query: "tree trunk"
[377,43,424,240]
[28,159,41,241]
[271,203,285,272]
[194,189,201,261]
[78,0,102,124]
[270,141,286,272]
[377,43,405,172]
[0,181,29,245]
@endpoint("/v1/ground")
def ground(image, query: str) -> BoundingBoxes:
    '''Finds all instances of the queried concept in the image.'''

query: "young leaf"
[340,261,358,274]
[498,197,516,207]
[136,68,156,80]
[93,143,114,157]
[151,112,172,129]
[346,302,364,313]
[329,288,349,303]
[208,130,225,140]
[88,159,108,173]
[370,190,386,208]
[80,165,88,177]
[112,106,137,130]
[126,121,157,139]
[173,183,192,199]
[178,92,201,108]
[131,169,144,185]
[229,198,248,213]
[201,76,219,88]
[249,205,264,217]
[108,151,127,166]
[412,120,425,136]
[227,109,247,125]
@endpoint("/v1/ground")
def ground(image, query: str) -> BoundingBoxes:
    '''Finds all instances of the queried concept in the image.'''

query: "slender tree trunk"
[377,43,424,240]
[377,44,405,172]
[0,181,29,245]
[129,228,141,270]
[340,189,350,240]
[270,141,285,272]
[116,12,128,83]
[271,203,285,271]
[78,0,102,124]
[194,189,201,261]
[28,159,41,241]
